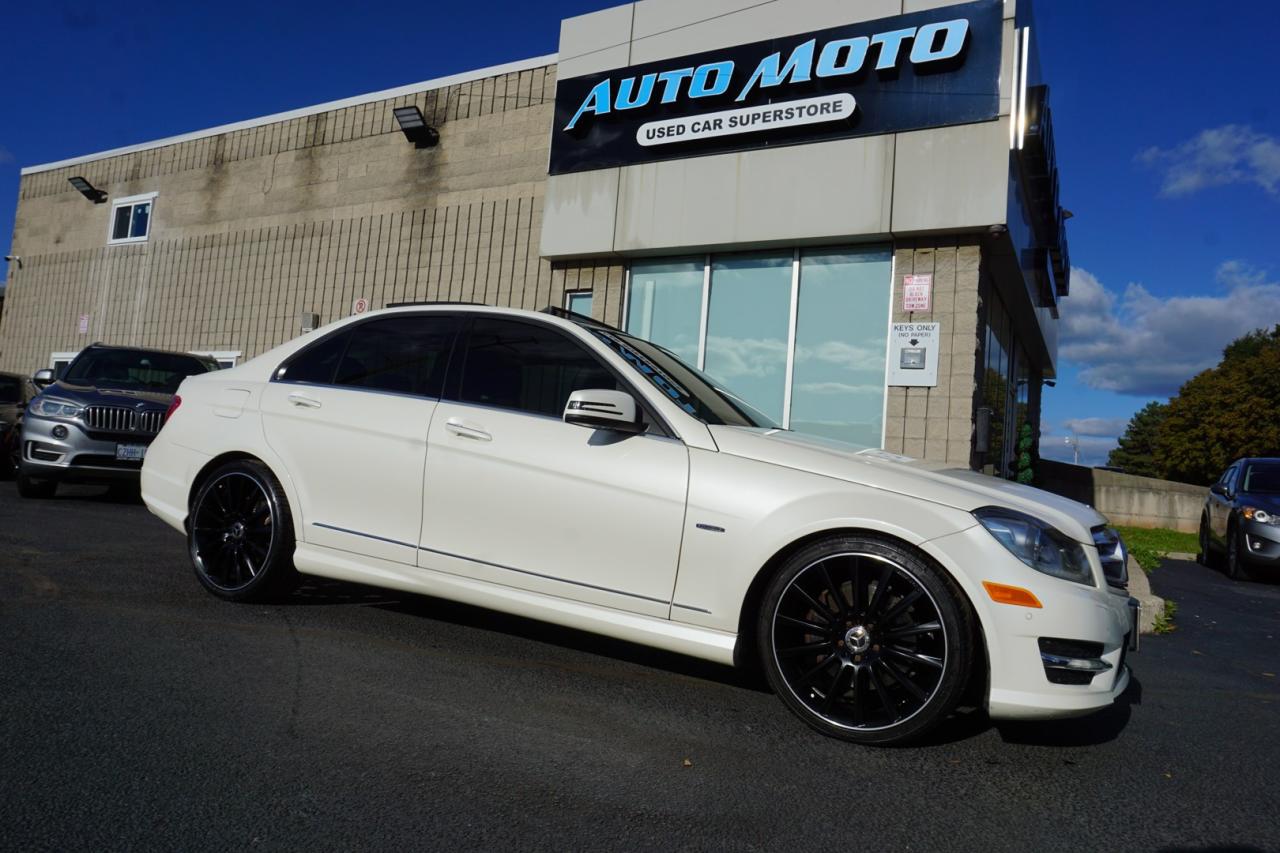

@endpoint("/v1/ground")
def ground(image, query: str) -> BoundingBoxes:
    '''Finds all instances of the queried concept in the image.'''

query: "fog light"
[51,425,69,439]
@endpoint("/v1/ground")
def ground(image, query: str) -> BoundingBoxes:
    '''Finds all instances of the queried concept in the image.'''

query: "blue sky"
[2,0,1278,466]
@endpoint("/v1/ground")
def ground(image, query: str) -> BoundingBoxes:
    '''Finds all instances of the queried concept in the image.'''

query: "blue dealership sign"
[549,0,1003,175]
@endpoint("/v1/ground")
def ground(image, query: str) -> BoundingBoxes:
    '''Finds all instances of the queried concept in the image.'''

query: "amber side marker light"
[982,581,1043,608]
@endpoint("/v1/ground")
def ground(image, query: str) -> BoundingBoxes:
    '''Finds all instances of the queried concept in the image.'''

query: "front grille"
[1092,526,1129,589]
[83,405,163,435]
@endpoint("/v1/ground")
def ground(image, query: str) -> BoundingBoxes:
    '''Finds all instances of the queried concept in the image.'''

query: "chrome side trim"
[312,522,416,550]
[1040,653,1113,673]
[672,602,712,614]
[417,544,671,606]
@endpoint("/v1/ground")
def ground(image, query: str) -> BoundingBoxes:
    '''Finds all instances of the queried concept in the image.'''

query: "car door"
[417,316,688,619]
[1209,463,1239,544]
[260,313,459,565]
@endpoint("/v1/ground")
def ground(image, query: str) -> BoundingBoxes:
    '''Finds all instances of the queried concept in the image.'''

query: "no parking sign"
[352,297,370,315]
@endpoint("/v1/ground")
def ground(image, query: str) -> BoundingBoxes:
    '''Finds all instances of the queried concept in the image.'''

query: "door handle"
[445,419,491,441]
[287,393,322,409]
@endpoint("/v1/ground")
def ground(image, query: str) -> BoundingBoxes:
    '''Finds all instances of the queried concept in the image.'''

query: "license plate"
[116,444,147,462]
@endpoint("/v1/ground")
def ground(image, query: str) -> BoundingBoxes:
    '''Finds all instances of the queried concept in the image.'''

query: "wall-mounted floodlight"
[392,106,439,149]
[68,176,107,203]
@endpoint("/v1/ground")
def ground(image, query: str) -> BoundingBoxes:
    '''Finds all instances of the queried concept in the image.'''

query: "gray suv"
[17,344,218,498]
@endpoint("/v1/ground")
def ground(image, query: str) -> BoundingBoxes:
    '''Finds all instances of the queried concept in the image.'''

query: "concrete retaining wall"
[1039,459,1206,532]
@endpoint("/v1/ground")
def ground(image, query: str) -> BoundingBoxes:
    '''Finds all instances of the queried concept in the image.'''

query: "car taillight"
[163,395,182,425]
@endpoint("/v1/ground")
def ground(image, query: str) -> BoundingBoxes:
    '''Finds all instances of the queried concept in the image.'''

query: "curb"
[1126,554,1164,634]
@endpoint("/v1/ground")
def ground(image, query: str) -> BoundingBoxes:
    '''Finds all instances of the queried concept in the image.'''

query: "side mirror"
[32,369,54,388]
[1209,483,1228,498]
[563,389,645,434]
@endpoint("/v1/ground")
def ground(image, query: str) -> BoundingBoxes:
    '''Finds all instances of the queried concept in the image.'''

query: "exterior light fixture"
[68,176,107,203]
[392,106,439,148]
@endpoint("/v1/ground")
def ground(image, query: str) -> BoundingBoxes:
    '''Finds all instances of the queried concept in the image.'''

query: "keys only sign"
[549,0,1001,175]
[888,323,940,387]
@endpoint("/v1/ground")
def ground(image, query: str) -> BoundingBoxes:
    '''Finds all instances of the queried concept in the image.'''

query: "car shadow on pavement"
[284,576,757,691]
[30,483,145,505]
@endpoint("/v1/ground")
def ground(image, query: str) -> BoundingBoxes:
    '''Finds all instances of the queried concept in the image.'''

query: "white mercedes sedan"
[141,304,1137,745]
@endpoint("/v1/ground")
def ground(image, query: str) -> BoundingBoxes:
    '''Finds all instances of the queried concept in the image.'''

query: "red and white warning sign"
[352,297,370,315]
[901,274,933,312]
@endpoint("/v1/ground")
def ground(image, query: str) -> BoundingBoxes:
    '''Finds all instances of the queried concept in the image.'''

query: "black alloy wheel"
[759,535,975,746]
[189,460,296,601]
[1226,523,1252,582]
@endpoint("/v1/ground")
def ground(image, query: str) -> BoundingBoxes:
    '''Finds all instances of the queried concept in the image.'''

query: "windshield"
[1241,462,1280,495]
[0,376,22,403]
[591,329,778,428]
[62,350,213,393]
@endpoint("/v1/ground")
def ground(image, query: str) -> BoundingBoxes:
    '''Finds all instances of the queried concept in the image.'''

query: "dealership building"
[0,0,1068,476]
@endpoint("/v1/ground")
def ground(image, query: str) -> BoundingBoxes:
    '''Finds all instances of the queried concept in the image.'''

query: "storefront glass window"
[625,246,893,448]
[791,248,892,447]
[626,259,704,365]
[705,251,793,425]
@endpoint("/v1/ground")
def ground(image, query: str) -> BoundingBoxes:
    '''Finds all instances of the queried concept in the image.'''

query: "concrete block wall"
[0,63,634,373]
[882,236,982,466]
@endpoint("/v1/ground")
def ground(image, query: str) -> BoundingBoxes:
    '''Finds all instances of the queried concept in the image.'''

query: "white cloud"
[795,382,883,396]
[1058,264,1280,396]
[1138,125,1280,197]
[704,336,788,379]
[1062,417,1128,437]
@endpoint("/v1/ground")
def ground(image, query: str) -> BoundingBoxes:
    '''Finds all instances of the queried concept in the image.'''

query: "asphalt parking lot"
[2,484,1278,852]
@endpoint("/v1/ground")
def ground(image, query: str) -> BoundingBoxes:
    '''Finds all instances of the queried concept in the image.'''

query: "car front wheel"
[16,470,56,499]
[758,535,976,746]
[188,459,297,601]
[1226,524,1253,582]
[1197,515,1215,567]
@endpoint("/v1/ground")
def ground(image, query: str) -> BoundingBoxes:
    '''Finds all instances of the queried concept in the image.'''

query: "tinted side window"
[457,318,618,417]
[280,330,350,385]
[335,316,458,397]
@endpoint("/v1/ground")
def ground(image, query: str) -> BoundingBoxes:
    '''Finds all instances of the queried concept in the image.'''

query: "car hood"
[1238,492,1280,513]
[41,381,173,408]
[709,426,1108,544]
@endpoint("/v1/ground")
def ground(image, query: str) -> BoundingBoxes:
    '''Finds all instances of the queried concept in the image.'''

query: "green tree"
[1107,401,1168,477]
[1153,329,1280,484]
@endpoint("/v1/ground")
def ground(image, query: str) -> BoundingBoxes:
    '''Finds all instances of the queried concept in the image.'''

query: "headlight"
[29,397,84,419]
[974,507,1095,586]
[1242,506,1280,526]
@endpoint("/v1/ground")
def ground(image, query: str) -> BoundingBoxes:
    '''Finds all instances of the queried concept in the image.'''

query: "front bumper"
[926,525,1136,721]
[19,413,154,484]
[1239,519,1280,566]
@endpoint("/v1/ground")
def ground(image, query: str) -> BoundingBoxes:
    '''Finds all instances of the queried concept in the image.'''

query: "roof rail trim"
[20,52,558,177]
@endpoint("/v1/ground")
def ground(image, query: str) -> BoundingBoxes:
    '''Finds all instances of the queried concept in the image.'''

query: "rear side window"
[456,318,618,417]
[334,316,458,397]
[280,330,350,385]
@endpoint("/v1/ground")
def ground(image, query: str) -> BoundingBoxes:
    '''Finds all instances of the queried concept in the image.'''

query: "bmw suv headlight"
[29,397,84,419]
[973,507,1095,586]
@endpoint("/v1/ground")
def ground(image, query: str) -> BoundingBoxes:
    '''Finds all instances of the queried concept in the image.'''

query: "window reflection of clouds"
[625,246,892,448]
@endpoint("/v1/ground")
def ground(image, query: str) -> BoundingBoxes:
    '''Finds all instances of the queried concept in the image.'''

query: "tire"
[16,471,57,499]
[1197,515,1215,567]
[188,459,297,602]
[1226,523,1253,582]
[757,534,976,746]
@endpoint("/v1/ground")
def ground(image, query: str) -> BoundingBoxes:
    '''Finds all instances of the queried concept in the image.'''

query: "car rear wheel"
[16,471,56,499]
[1226,524,1253,582]
[188,460,297,601]
[757,535,975,746]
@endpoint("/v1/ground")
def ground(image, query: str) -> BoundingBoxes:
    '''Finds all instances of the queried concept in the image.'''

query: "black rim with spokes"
[771,552,948,732]
[191,472,275,591]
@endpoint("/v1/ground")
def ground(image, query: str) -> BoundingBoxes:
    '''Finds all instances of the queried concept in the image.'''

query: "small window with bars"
[108,193,157,244]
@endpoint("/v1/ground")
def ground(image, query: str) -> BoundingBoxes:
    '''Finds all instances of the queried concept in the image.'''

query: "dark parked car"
[1199,457,1280,580]
[17,344,218,498]
[0,371,37,479]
